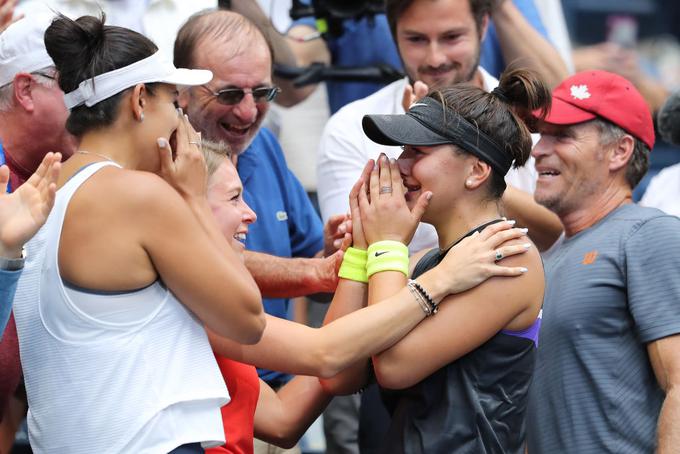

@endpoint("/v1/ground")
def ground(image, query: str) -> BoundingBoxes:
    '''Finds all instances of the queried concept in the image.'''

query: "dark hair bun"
[44,13,158,136]
[497,68,552,121]
[44,14,109,93]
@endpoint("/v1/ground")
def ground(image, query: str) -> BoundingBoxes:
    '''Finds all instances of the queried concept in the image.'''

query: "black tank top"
[379,221,540,454]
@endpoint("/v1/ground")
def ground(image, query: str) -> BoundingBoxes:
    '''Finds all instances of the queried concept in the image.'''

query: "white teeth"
[234,233,246,241]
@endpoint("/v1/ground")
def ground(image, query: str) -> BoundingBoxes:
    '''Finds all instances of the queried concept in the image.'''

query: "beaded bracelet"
[407,280,432,316]
[408,279,438,315]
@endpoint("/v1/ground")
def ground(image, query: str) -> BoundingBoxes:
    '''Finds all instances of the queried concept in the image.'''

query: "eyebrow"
[400,27,467,36]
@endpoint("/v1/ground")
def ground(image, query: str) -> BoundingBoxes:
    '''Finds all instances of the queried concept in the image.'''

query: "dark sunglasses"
[202,85,281,105]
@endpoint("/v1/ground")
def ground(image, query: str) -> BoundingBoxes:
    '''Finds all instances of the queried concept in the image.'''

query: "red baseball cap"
[543,70,655,149]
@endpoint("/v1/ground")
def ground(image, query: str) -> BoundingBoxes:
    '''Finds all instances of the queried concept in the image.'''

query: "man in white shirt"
[317,0,562,254]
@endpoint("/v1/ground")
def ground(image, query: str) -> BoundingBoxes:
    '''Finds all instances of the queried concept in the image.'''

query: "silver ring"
[379,186,393,194]
[494,250,503,261]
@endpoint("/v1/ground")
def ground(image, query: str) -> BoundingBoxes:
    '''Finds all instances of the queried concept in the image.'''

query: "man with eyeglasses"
[175,10,341,444]
[0,11,76,449]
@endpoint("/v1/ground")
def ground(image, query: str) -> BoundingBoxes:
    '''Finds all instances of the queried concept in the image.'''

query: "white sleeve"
[316,108,369,223]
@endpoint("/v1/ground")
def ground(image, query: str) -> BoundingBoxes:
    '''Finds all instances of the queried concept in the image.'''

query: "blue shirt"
[0,269,21,336]
[480,0,548,77]
[238,128,324,383]
[294,0,549,112]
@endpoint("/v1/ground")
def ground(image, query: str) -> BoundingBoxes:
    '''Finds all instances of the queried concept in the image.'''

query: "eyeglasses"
[33,72,56,81]
[202,85,281,105]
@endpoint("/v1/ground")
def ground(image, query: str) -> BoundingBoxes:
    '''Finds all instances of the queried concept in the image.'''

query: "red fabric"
[0,165,26,423]
[0,315,21,423]
[542,70,655,149]
[207,355,260,454]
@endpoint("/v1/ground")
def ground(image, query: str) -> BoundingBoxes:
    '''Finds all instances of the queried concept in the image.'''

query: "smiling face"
[182,36,272,155]
[396,0,485,89]
[532,121,609,217]
[206,159,257,255]
[397,143,476,224]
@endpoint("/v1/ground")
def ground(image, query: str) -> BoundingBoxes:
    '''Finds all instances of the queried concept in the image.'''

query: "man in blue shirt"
[175,9,342,390]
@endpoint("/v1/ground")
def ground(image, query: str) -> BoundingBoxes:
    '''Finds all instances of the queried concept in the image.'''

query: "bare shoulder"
[74,167,186,216]
[492,237,544,330]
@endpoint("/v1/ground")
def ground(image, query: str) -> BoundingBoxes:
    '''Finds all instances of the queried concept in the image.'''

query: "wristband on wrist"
[338,247,368,283]
[0,247,25,271]
[366,240,409,278]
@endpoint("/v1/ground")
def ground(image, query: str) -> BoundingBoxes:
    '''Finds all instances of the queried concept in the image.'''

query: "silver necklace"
[76,150,122,167]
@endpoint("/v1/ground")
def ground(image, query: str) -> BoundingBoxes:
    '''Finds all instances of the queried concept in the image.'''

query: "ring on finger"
[494,250,503,261]
[379,186,393,194]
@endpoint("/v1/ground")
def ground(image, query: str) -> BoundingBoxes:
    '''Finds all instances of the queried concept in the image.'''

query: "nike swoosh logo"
[374,251,389,257]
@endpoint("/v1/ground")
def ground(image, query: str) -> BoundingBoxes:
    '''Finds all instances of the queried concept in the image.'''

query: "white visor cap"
[64,51,213,109]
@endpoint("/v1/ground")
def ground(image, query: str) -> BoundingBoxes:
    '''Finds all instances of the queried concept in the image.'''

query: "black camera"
[290,0,385,37]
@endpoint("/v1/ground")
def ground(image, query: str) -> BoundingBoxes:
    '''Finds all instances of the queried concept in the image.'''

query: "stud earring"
[465,179,473,188]
[139,112,144,122]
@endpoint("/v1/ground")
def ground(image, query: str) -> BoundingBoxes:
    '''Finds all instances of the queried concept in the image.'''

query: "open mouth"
[402,180,422,200]
[233,232,247,243]
[169,129,178,160]
[538,169,561,178]
[220,122,252,139]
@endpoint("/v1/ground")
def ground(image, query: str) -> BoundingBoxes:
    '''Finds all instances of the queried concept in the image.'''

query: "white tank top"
[13,162,230,454]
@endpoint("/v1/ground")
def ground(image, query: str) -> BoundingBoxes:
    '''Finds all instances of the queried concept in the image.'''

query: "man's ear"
[478,14,490,42]
[608,134,635,173]
[13,73,36,113]
[465,156,492,190]
[129,83,146,122]
[177,87,191,110]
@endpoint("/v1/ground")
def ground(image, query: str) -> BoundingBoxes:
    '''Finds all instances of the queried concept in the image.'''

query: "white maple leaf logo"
[570,84,591,100]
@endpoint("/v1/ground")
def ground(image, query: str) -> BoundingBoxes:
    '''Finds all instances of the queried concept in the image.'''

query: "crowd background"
[1,0,680,453]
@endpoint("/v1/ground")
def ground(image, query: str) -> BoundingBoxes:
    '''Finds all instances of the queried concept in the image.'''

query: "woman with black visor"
[323,68,548,453]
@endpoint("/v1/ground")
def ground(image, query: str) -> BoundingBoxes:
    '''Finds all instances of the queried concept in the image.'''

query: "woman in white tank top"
[13,14,265,454]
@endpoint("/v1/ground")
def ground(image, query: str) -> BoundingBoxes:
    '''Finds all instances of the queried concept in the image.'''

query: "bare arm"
[502,185,563,251]
[648,334,680,452]
[491,0,568,88]
[371,245,543,389]
[254,376,332,448]
[207,277,422,380]
[244,250,341,297]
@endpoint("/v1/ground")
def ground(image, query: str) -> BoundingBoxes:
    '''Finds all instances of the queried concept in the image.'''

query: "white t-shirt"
[316,68,539,252]
[640,163,680,217]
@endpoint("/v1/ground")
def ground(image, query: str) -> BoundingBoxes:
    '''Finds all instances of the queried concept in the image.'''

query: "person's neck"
[0,117,47,182]
[560,182,633,237]
[434,198,502,250]
[77,128,140,170]
[471,68,485,90]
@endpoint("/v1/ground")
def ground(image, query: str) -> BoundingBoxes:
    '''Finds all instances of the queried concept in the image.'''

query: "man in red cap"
[526,70,680,453]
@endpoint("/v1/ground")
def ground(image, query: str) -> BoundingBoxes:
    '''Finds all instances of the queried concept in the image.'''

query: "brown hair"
[430,67,551,198]
[385,0,493,40]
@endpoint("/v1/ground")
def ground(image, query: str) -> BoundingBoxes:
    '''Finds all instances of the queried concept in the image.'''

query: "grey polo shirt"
[527,204,680,453]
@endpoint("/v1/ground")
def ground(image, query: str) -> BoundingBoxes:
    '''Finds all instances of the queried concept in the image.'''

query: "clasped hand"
[348,154,432,249]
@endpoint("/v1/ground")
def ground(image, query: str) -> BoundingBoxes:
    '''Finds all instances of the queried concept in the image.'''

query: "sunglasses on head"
[203,85,281,105]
